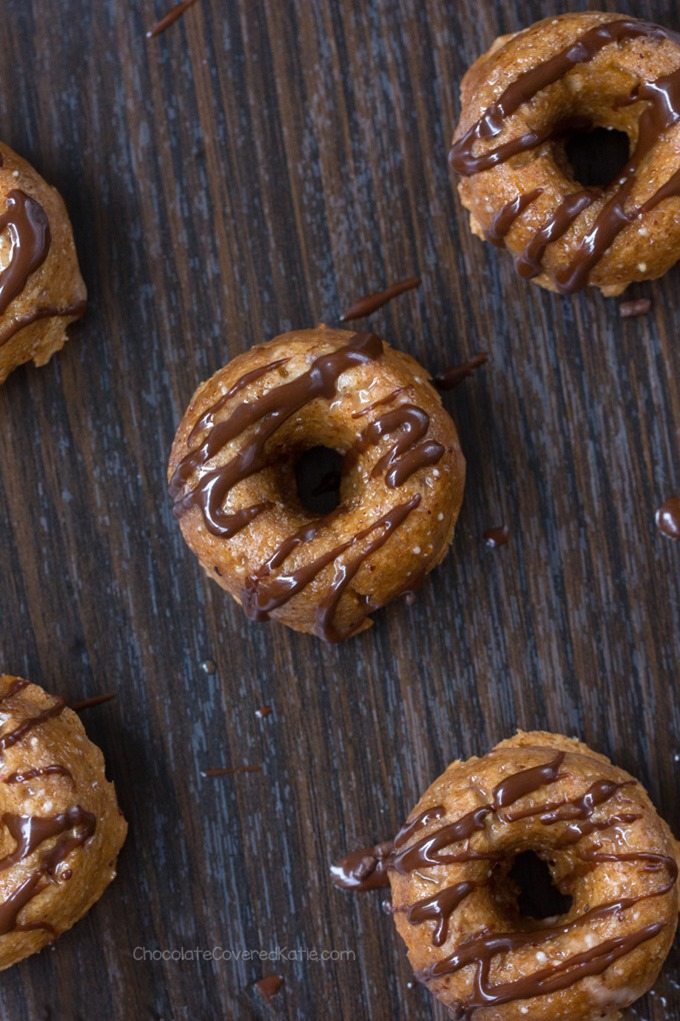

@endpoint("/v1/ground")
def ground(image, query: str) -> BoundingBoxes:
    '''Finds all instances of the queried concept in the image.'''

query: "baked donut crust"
[168,326,465,640]
[332,731,680,1020]
[451,12,680,295]
[0,675,126,969]
[0,142,86,384]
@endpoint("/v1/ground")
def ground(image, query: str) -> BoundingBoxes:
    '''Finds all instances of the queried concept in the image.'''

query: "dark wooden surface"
[0,0,678,1018]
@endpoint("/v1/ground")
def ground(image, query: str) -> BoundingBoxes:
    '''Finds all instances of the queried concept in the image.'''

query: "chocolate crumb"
[482,525,510,548]
[254,975,284,1001]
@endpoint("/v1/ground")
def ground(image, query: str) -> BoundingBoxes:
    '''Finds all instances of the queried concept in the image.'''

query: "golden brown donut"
[168,326,465,640]
[0,675,126,969]
[0,141,86,384]
[451,12,680,295]
[332,731,680,1020]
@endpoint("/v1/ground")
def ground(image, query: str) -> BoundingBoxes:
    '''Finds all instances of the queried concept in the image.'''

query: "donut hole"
[562,125,630,188]
[496,851,573,923]
[294,445,345,515]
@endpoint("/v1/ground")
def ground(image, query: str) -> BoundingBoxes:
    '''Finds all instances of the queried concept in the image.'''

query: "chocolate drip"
[450,18,680,291]
[407,882,477,946]
[3,764,72,785]
[170,333,382,537]
[331,808,445,892]
[426,923,664,1012]
[340,276,421,321]
[392,807,493,873]
[485,190,543,246]
[0,300,86,350]
[492,752,565,810]
[314,496,421,641]
[656,496,680,540]
[0,698,65,756]
[515,191,594,279]
[0,191,51,315]
[353,406,444,488]
[0,679,29,705]
[146,0,199,38]
[242,496,421,641]
[186,358,289,447]
[433,354,488,392]
[352,388,407,417]
[69,693,115,712]
[0,806,95,935]
[330,839,395,891]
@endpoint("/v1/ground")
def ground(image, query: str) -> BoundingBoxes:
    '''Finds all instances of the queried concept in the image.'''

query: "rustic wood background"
[0,0,678,1018]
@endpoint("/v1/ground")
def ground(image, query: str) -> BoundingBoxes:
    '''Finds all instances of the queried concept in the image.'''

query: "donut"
[332,731,680,1020]
[168,326,465,640]
[451,12,680,295]
[0,675,126,969]
[0,141,86,384]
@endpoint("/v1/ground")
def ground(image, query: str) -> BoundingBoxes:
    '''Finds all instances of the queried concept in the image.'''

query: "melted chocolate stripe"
[433,355,488,392]
[0,679,29,705]
[242,496,421,641]
[0,300,86,350]
[340,276,421,321]
[0,806,96,935]
[352,405,445,489]
[3,764,72,785]
[485,189,543,245]
[428,925,664,1008]
[515,191,594,279]
[0,191,51,315]
[315,496,421,641]
[0,699,66,756]
[492,751,565,809]
[407,882,477,946]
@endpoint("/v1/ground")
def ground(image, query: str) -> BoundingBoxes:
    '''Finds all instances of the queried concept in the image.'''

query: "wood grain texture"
[0,0,678,1017]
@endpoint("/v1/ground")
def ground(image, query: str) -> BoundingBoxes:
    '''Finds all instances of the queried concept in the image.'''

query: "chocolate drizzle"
[0,300,86,350]
[3,764,72,785]
[451,18,680,291]
[340,276,421,321]
[0,681,94,935]
[0,807,95,936]
[146,0,199,38]
[332,748,676,1014]
[0,191,51,315]
[69,693,115,712]
[352,406,444,488]
[172,332,441,640]
[433,354,488,391]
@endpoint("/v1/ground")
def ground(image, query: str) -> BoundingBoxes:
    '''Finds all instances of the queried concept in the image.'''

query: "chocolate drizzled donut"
[0,675,126,969]
[168,326,465,640]
[451,13,680,295]
[332,731,680,1019]
[0,143,86,383]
